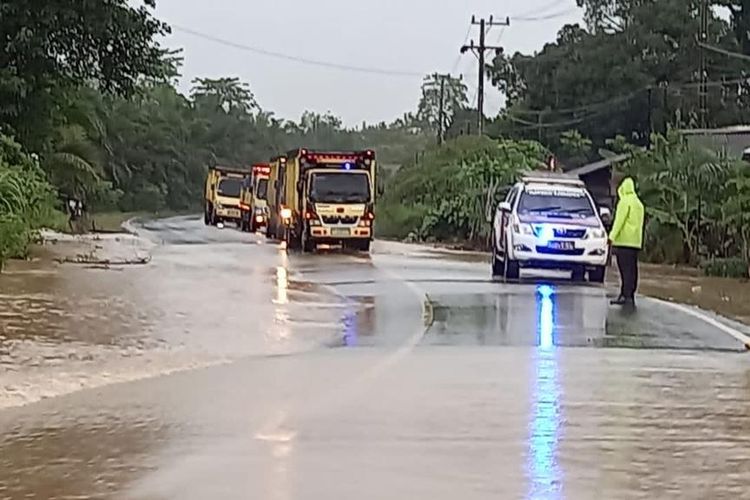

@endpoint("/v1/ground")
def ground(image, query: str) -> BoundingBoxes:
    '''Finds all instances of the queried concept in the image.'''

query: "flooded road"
[1,216,750,499]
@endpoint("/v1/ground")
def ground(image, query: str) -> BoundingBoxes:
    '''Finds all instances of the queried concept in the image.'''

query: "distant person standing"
[609,177,644,306]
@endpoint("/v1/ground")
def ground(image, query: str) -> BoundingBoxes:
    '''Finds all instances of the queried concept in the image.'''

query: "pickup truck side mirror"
[488,201,511,223]
[599,207,611,219]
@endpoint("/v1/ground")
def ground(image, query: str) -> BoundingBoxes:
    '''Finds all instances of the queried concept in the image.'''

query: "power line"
[172,24,425,77]
[451,25,474,74]
[698,41,750,63]
[504,75,750,120]
[514,8,579,22]
[513,0,568,18]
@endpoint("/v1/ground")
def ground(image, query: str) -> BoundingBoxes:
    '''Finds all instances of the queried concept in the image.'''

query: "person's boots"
[610,296,627,305]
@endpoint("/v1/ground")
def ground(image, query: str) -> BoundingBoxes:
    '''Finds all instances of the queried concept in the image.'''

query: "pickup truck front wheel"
[589,266,606,283]
[491,234,503,277]
[504,255,520,281]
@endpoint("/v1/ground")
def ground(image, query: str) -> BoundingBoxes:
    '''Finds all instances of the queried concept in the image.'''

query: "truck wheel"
[572,266,586,282]
[302,230,316,253]
[589,266,606,283]
[356,240,371,252]
[286,228,301,251]
[203,210,210,226]
[491,234,503,277]
[504,258,520,281]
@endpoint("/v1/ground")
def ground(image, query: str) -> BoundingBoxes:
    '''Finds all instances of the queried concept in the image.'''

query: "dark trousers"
[615,246,639,300]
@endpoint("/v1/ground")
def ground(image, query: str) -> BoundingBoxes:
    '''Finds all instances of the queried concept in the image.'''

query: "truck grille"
[321,215,358,225]
[553,228,586,239]
[536,246,585,256]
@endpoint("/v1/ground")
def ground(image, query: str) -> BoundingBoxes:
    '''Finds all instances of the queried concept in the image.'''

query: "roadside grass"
[608,263,750,325]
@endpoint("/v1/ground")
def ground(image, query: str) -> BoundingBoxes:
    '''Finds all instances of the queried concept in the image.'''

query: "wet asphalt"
[1,215,750,499]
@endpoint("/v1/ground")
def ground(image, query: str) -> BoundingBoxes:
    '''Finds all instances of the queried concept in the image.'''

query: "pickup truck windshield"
[518,189,595,217]
[309,172,370,203]
[256,179,268,200]
[217,178,242,198]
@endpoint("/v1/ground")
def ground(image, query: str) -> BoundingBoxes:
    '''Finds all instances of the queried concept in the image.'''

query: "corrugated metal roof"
[566,153,632,177]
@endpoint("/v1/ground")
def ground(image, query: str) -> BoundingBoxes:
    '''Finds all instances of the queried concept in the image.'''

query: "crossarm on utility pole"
[460,15,510,136]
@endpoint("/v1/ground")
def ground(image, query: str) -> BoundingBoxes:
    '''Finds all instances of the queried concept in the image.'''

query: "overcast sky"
[153,0,583,126]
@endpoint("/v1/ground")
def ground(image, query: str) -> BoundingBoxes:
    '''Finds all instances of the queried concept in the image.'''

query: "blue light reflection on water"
[527,284,563,500]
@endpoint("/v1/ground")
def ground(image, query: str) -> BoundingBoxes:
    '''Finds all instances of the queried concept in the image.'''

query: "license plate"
[331,228,350,236]
[547,241,574,250]
[227,210,240,218]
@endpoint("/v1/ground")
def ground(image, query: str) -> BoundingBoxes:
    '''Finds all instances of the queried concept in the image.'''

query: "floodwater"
[1,216,750,499]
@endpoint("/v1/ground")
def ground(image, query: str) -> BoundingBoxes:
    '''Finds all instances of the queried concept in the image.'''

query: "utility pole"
[437,73,447,145]
[697,0,709,256]
[646,86,653,147]
[699,0,709,129]
[461,15,510,136]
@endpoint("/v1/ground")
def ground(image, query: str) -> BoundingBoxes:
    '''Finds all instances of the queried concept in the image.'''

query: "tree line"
[3,0,750,273]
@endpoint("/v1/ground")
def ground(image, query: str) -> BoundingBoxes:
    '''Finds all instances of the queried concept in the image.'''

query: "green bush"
[376,203,429,240]
[702,257,749,278]
[0,134,62,271]
[0,215,31,270]
[378,136,547,244]
[641,219,686,264]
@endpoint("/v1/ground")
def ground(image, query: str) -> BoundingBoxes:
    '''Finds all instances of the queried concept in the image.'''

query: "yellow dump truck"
[266,155,287,240]
[268,148,376,252]
[203,165,251,226]
[239,163,272,233]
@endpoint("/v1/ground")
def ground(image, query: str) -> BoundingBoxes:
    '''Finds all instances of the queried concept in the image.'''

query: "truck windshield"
[217,178,242,198]
[309,173,370,203]
[256,179,268,200]
[518,189,595,217]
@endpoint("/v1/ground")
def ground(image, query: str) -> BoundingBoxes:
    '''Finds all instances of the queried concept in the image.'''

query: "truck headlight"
[280,208,292,220]
[589,228,606,239]
[513,223,534,235]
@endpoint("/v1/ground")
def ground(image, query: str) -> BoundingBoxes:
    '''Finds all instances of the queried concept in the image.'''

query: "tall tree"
[191,77,258,115]
[0,0,170,149]
[416,73,469,140]
[489,0,750,148]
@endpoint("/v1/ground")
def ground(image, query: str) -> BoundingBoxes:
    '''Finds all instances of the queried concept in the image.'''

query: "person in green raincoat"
[608,177,645,306]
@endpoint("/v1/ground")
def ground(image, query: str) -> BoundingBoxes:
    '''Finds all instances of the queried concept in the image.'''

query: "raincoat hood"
[618,177,636,197]
[609,176,644,249]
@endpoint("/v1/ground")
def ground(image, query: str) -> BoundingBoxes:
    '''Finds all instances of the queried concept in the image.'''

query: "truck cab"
[240,163,272,233]
[271,149,376,252]
[204,166,251,227]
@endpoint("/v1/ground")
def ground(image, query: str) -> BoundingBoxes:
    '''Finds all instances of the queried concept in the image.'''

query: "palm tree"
[43,124,104,200]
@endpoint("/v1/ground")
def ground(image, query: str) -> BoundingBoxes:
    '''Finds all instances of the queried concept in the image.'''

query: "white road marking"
[655,298,750,349]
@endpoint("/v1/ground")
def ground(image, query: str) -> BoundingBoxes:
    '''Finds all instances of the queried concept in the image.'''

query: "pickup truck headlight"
[513,223,534,235]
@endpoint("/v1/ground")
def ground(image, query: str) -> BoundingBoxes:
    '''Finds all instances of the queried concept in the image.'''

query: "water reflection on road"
[527,284,563,500]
